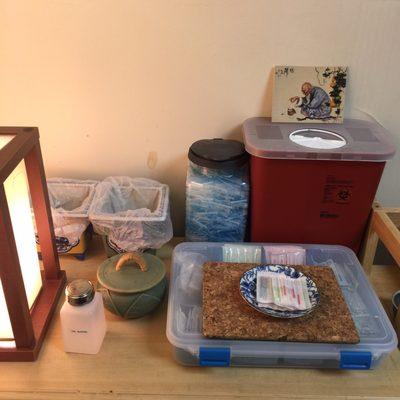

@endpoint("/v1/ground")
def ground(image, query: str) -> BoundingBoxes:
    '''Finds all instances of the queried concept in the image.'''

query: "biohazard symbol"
[337,188,351,202]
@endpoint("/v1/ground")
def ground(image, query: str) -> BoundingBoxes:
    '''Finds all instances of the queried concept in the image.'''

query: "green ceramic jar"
[96,252,167,319]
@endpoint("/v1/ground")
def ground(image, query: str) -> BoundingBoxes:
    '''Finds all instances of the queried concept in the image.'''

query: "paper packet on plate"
[256,271,312,311]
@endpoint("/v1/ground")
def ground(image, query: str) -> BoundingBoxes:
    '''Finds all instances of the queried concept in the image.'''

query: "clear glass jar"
[185,139,249,242]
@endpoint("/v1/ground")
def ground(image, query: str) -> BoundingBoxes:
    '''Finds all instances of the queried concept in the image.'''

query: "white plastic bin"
[89,177,173,254]
[37,178,98,259]
[166,242,397,369]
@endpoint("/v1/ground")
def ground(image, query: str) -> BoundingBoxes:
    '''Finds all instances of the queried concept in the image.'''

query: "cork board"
[203,262,359,344]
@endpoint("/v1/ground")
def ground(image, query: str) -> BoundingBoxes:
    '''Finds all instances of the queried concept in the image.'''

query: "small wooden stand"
[360,206,400,276]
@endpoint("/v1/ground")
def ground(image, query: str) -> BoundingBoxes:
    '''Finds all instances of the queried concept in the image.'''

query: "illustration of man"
[290,82,331,120]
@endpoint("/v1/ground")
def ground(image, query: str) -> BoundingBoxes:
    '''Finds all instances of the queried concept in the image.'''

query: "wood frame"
[0,127,66,361]
[360,205,400,275]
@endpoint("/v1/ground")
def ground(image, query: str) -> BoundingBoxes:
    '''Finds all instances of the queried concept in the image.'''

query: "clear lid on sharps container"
[242,117,396,161]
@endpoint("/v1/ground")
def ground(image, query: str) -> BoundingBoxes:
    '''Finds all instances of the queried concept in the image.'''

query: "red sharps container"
[243,117,396,253]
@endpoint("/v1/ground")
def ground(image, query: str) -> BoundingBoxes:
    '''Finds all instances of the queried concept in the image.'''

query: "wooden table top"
[1,236,400,400]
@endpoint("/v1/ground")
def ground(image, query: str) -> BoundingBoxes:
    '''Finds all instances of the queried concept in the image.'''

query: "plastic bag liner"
[45,178,98,245]
[89,177,173,252]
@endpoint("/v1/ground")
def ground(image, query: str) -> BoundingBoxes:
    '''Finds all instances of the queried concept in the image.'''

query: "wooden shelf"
[360,206,400,275]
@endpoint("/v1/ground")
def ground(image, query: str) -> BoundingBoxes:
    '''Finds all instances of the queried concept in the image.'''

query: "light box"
[0,128,66,361]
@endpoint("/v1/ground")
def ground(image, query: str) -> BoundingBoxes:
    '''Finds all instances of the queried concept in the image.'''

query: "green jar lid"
[97,252,166,294]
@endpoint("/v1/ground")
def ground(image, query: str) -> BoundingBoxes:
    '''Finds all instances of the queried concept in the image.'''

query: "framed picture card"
[272,66,347,124]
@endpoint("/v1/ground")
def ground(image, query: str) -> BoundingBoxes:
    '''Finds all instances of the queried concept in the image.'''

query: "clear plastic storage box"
[166,242,397,369]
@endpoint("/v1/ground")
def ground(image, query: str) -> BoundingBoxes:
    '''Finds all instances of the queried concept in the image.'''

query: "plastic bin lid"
[242,117,396,161]
[189,139,249,169]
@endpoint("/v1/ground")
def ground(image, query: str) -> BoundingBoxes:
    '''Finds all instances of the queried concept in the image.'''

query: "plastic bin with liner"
[166,242,397,369]
[89,177,173,257]
[242,118,396,253]
[36,178,98,261]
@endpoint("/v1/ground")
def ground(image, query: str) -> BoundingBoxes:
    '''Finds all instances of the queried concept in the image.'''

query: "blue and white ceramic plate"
[239,265,320,318]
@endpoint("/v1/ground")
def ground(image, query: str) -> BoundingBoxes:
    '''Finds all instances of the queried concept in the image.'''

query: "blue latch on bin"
[340,351,372,370]
[199,347,231,367]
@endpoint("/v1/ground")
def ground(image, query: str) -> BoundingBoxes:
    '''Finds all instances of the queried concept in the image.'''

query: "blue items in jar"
[185,139,249,242]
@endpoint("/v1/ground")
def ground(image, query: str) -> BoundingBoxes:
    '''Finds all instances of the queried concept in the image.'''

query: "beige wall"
[1,0,399,234]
